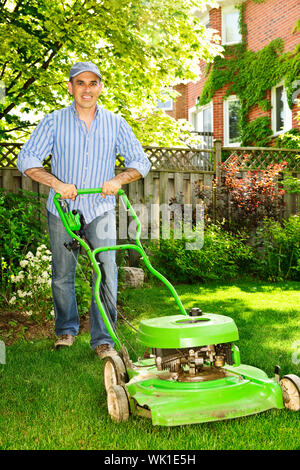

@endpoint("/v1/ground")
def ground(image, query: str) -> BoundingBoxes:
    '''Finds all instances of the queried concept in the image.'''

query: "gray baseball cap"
[69,62,102,81]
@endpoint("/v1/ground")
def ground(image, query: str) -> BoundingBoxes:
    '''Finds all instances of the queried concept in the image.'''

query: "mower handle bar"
[53,188,187,350]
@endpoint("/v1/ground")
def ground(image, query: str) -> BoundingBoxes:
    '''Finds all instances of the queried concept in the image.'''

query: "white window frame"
[221,5,242,46]
[223,95,241,147]
[189,102,213,132]
[201,14,209,29]
[271,81,292,136]
[189,102,213,148]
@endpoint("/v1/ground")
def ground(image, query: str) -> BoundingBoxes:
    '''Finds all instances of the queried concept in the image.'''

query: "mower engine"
[137,309,242,379]
[153,342,234,381]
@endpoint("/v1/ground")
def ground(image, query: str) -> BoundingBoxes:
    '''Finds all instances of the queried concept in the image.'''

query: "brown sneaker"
[54,334,75,349]
[95,344,117,359]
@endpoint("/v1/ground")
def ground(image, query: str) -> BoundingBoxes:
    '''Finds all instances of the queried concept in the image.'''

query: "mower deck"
[126,361,284,426]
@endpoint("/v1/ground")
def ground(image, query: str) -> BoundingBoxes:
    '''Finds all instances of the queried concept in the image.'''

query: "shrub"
[253,215,300,281]
[146,223,254,283]
[8,245,53,320]
[194,156,287,232]
[275,128,300,149]
[6,245,92,319]
[0,189,48,293]
[281,175,300,195]
[145,216,300,283]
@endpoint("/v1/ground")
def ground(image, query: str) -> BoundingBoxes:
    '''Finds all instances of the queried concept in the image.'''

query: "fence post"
[212,140,222,222]
[214,139,222,179]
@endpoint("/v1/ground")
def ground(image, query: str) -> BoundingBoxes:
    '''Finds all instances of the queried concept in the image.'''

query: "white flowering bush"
[8,245,54,320]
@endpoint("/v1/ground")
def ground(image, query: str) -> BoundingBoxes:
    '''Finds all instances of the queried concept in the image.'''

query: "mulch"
[0,310,90,345]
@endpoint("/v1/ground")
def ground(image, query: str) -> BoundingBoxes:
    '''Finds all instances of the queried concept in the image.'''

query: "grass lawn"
[0,280,299,450]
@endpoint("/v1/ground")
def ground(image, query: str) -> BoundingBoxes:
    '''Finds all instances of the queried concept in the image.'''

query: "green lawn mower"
[54,188,300,426]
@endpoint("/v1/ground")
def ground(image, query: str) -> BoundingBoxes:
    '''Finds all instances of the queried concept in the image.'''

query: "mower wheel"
[103,355,128,392]
[280,374,300,411]
[107,384,130,422]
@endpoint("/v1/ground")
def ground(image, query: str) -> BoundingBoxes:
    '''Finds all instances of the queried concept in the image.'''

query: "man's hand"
[24,168,78,201]
[52,181,78,201]
[101,179,122,198]
[101,169,142,198]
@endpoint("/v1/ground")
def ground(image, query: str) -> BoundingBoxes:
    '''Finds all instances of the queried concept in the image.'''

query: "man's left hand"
[101,179,122,198]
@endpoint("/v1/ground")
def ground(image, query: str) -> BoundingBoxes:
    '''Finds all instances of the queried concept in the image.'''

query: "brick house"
[162,0,300,147]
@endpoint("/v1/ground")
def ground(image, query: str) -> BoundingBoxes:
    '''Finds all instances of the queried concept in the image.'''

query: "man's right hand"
[52,181,78,201]
[24,168,78,202]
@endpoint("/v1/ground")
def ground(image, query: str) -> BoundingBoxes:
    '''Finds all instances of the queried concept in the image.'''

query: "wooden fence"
[0,143,215,206]
[0,140,299,220]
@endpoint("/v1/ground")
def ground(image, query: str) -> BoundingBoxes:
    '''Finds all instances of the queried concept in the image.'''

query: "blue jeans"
[47,209,118,349]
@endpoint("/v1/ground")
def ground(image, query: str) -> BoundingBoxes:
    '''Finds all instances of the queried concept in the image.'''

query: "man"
[17,62,150,358]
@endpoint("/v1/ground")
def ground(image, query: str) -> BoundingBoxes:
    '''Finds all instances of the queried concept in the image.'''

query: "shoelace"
[59,334,72,341]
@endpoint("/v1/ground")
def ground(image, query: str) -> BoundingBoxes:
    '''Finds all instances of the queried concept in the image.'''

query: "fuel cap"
[189,308,203,317]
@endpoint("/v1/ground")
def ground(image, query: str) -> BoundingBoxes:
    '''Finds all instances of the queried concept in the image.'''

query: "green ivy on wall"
[199,4,300,146]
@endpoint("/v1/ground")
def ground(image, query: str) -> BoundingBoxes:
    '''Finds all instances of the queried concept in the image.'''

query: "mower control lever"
[64,239,81,252]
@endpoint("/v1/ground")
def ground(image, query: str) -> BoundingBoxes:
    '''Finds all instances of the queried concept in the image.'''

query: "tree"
[0,0,222,145]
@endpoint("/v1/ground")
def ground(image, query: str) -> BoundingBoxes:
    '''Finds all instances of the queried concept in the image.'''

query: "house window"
[189,103,213,148]
[222,6,242,45]
[156,98,173,111]
[271,82,292,134]
[156,90,173,111]
[224,96,240,146]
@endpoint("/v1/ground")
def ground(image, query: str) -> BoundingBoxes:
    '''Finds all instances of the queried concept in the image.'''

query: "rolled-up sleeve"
[17,113,54,176]
[116,117,151,178]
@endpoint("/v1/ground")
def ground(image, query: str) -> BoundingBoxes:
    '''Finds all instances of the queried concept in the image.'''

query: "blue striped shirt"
[17,101,150,224]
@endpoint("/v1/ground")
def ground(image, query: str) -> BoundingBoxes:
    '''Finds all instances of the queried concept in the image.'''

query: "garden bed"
[0,309,89,346]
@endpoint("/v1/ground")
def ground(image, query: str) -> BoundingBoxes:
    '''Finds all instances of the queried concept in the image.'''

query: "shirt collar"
[70,100,101,118]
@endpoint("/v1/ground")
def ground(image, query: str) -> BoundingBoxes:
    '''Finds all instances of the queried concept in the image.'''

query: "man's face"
[68,71,103,110]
